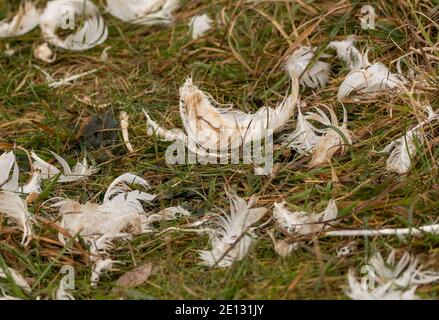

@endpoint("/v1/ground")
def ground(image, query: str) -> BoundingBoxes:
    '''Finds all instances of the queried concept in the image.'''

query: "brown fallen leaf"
[115,263,152,289]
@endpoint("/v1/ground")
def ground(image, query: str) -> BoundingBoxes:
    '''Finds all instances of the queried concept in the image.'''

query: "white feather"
[0,151,16,187]
[329,36,406,99]
[147,74,299,158]
[103,172,155,202]
[39,0,108,51]
[273,199,337,236]
[55,280,74,300]
[90,258,114,286]
[0,1,40,38]
[32,151,96,183]
[199,194,266,268]
[308,105,352,167]
[338,61,406,99]
[0,266,31,292]
[34,42,56,63]
[0,151,42,195]
[383,106,438,174]
[285,46,331,88]
[105,0,180,25]
[49,173,159,285]
[189,14,213,39]
[145,206,190,225]
[370,250,439,287]
[346,250,439,300]
[0,191,33,245]
[346,270,418,300]
[280,103,323,154]
[328,36,364,69]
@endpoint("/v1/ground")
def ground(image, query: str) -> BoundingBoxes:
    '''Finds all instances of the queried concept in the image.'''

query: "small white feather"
[308,105,352,167]
[328,36,364,69]
[0,266,31,292]
[55,280,75,300]
[273,199,337,236]
[199,194,266,268]
[39,0,108,51]
[0,191,33,245]
[34,43,56,63]
[90,258,114,286]
[346,250,439,300]
[0,1,40,38]
[32,151,96,183]
[286,46,331,88]
[105,0,180,25]
[383,106,438,174]
[280,103,323,154]
[189,14,213,40]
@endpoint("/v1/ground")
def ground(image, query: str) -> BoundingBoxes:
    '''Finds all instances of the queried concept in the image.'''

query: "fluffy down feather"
[51,173,156,252]
[328,36,364,69]
[189,14,213,39]
[329,36,406,99]
[280,103,325,154]
[273,199,337,236]
[199,194,266,268]
[285,46,331,88]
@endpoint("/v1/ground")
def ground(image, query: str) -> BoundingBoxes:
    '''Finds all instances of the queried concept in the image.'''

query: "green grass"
[1,0,439,300]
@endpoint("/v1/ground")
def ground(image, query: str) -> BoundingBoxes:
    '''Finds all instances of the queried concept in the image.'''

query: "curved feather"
[0,191,33,245]
[0,1,40,38]
[273,199,337,236]
[40,0,108,51]
[105,0,180,25]
[286,46,331,88]
[199,193,266,268]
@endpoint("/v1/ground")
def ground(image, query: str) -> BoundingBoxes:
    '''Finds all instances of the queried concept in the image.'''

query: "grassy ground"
[1,0,439,299]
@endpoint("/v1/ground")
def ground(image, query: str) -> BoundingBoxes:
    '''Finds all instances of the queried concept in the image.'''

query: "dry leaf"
[115,263,152,288]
